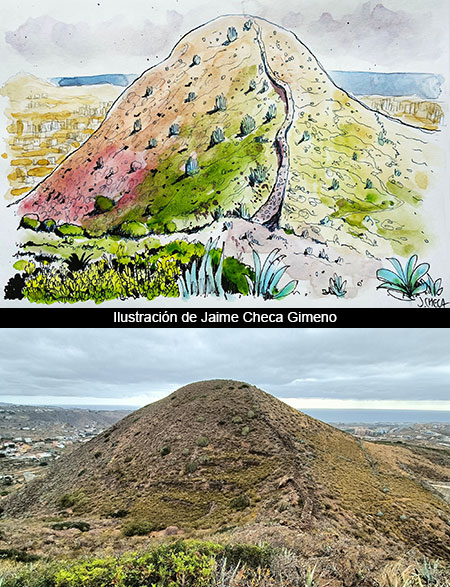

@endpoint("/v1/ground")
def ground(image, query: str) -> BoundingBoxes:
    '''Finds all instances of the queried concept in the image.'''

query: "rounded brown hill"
[6,380,450,558]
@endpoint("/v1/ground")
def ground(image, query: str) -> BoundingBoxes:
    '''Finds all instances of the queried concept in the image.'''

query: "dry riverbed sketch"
[0,2,448,306]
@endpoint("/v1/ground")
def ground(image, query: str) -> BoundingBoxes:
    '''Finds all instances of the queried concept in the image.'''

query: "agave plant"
[65,252,93,272]
[177,238,225,299]
[246,249,297,300]
[325,274,347,298]
[376,255,430,300]
[425,274,443,297]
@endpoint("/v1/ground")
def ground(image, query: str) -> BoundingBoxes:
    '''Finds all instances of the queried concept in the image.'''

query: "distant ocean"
[50,71,444,101]
[56,405,450,424]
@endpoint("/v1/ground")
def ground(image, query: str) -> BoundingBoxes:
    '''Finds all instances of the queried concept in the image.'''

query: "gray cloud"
[0,329,448,406]
[3,1,445,76]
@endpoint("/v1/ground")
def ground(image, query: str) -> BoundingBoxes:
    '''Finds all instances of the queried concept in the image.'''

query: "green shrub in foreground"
[0,540,282,587]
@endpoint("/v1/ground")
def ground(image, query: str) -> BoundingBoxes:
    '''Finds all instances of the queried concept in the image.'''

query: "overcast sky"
[0,0,448,85]
[0,328,449,412]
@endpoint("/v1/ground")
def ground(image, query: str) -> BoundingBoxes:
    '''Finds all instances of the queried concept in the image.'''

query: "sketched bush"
[185,156,200,177]
[240,115,256,136]
[227,26,238,43]
[215,94,227,112]
[56,223,85,237]
[146,138,158,149]
[95,195,115,213]
[185,91,197,103]
[249,163,268,186]
[169,123,181,137]
[210,127,225,147]
[38,218,56,233]
[20,214,39,231]
[115,221,148,239]
[264,103,277,123]
[192,55,201,66]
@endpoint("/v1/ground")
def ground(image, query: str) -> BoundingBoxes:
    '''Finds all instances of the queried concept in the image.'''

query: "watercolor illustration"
[0,1,448,306]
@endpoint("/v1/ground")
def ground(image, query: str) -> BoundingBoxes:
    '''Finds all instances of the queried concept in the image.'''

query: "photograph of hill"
[0,328,449,585]
[0,0,448,306]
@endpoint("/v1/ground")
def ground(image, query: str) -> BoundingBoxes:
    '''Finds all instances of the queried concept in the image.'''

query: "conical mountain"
[15,16,431,256]
[6,380,449,559]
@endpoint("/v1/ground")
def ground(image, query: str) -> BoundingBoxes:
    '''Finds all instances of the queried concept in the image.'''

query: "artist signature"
[417,296,450,308]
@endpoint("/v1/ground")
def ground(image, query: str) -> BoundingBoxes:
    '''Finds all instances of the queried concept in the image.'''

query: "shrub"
[223,543,275,569]
[95,195,115,213]
[56,223,84,237]
[57,491,88,511]
[249,163,268,186]
[264,103,277,123]
[227,26,238,43]
[330,178,340,191]
[115,221,148,238]
[247,79,257,92]
[94,451,102,459]
[185,461,198,474]
[185,91,197,103]
[243,20,253,31]
[365,178,373,189]
[185,156,199,177]
[196,436,209,447]
[169,123,181,137]
[241,426,250,436]
[215,94,227,112]
[0,549,40,563]
[247,410,255,418]
[230,494,250,511]
[210,127,225,147]
[240,114,256,136]
[259,80,269,94]
[192,55,201,66]
[232,416,243,424]
[50,521,90,532]
[160,446,171,456]
[20,214,39,231]
[38,218,56,233]
[132,119,142,133]
[146,137,158,149]
[122,520,155,536]
[144,86,153,97]
[376,255,430,300]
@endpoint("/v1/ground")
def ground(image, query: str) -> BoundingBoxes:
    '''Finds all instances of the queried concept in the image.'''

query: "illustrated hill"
[15,15,433,257]
[6,380,450,561]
